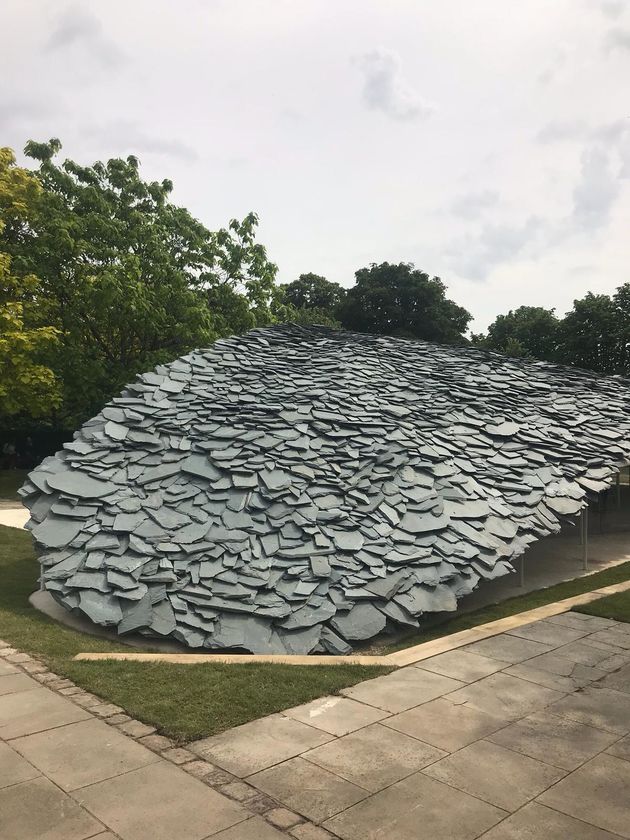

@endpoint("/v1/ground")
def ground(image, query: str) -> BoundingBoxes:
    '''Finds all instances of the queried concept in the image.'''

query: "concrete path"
[190,612,630,840]
[0,655,288,839]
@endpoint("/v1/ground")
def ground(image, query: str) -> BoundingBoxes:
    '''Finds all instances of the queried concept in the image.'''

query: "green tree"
[557,292,618,375]
[283,273,346,312]
[3,140,277,427]
[0,148,60,418]
[339,262,471,342]
[476,306,560,361]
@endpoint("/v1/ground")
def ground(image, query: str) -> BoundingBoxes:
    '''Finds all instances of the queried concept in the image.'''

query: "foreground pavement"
[2,611,630,839]
[191,611,630,840]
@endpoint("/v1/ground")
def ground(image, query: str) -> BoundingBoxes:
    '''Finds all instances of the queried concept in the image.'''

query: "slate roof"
[20,324,630,654]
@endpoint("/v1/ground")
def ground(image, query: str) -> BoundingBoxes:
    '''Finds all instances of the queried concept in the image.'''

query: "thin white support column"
[582,507,589,571]
[617,471,621,509]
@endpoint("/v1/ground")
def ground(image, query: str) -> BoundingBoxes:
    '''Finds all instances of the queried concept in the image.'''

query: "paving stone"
[138,733,174,751]
[72,692,103,709]
[105,713,132,725]
[0,672,40,696]
[264,807,305,828]
[12,717,159,790]
[212,816,290,839]
[283,696,389,736]
[506,620,589,647]
[0,740,40,788]
[551,641,618,667]
[290,824,335,840]
[599,662,630,694]
[538,753,630,838]
[162,746,196,765]
[0,659,18,675]
[341,668,463,713]
[384,696,507,752]
[116,719,157,738]
[191,714,334,776]
[550,685,630,734]
[220,780,259,801]
[0,686,91,739]
[74,760,248,840]
[181,758,231,782]
[303,722,446,792]
[0,776,101,840]
[547,613,619,632]
[462,635,555,664]
[323,771,507,840]
[445,672,565,721]
[423,738,565,811]
[487,709,620,770]
[606,734,630,760]
[91,702,125,718]
[504,663,593,693]
[480,801,621,839]
[250,756,369,822]
[415,649,505,682]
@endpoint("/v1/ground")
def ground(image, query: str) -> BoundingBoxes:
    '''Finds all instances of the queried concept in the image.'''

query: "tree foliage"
[339,262,471,343]
[2,140,277,428]
[0,149,60,418]
[473,306,560,360]
[477,287,630,377]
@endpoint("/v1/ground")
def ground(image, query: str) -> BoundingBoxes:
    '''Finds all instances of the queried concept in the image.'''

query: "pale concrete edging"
[74,578,630,667]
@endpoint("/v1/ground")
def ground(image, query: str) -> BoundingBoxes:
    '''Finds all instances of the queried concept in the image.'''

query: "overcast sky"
[1,0,629,330]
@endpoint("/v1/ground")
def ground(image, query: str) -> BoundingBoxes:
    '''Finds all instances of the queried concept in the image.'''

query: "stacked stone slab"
[20,325,630,653]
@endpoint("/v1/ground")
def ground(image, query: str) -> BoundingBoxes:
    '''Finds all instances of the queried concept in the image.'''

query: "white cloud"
[536,120,588,144]
[356,48,434,121]
[82,121,198,162]
[572,146,620,229]
[595,0,625,18]
[46,6,125,68]
[450,190,499,219]
[604,27,630,53]
[446,217,546,281]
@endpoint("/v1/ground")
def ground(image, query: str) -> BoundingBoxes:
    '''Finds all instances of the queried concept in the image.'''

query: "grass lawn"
[379,558,630,653]
[574,590,630,623]
[0,525,391,743]
[0,469,28,501]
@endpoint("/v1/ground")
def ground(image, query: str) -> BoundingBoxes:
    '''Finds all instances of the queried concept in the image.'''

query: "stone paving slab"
[340,667,463,713]
[249,756,369,822]
[3,612,630,840]
[0,738,41,788]
[191,714,334,777]
[487,710,620,770]
[283,696,388,736]
[538,753,630,838]
[414,649,505,682]
[303,722,446,793]
[0,686,91,739]
[383,696,508,752]
[74,761,248,840]
[323,771,508,840]
[550,684,630,734]
[422,739,567,812]
[0,775,103,840]
[479,801,621,839]
[12,717,160,791]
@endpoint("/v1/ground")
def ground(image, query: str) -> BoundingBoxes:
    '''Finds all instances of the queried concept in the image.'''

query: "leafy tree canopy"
[2,140,277,428]
[474,306,560,360]
[282,273,346,312]
[339,262,471,343]
[0,148,60,418]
